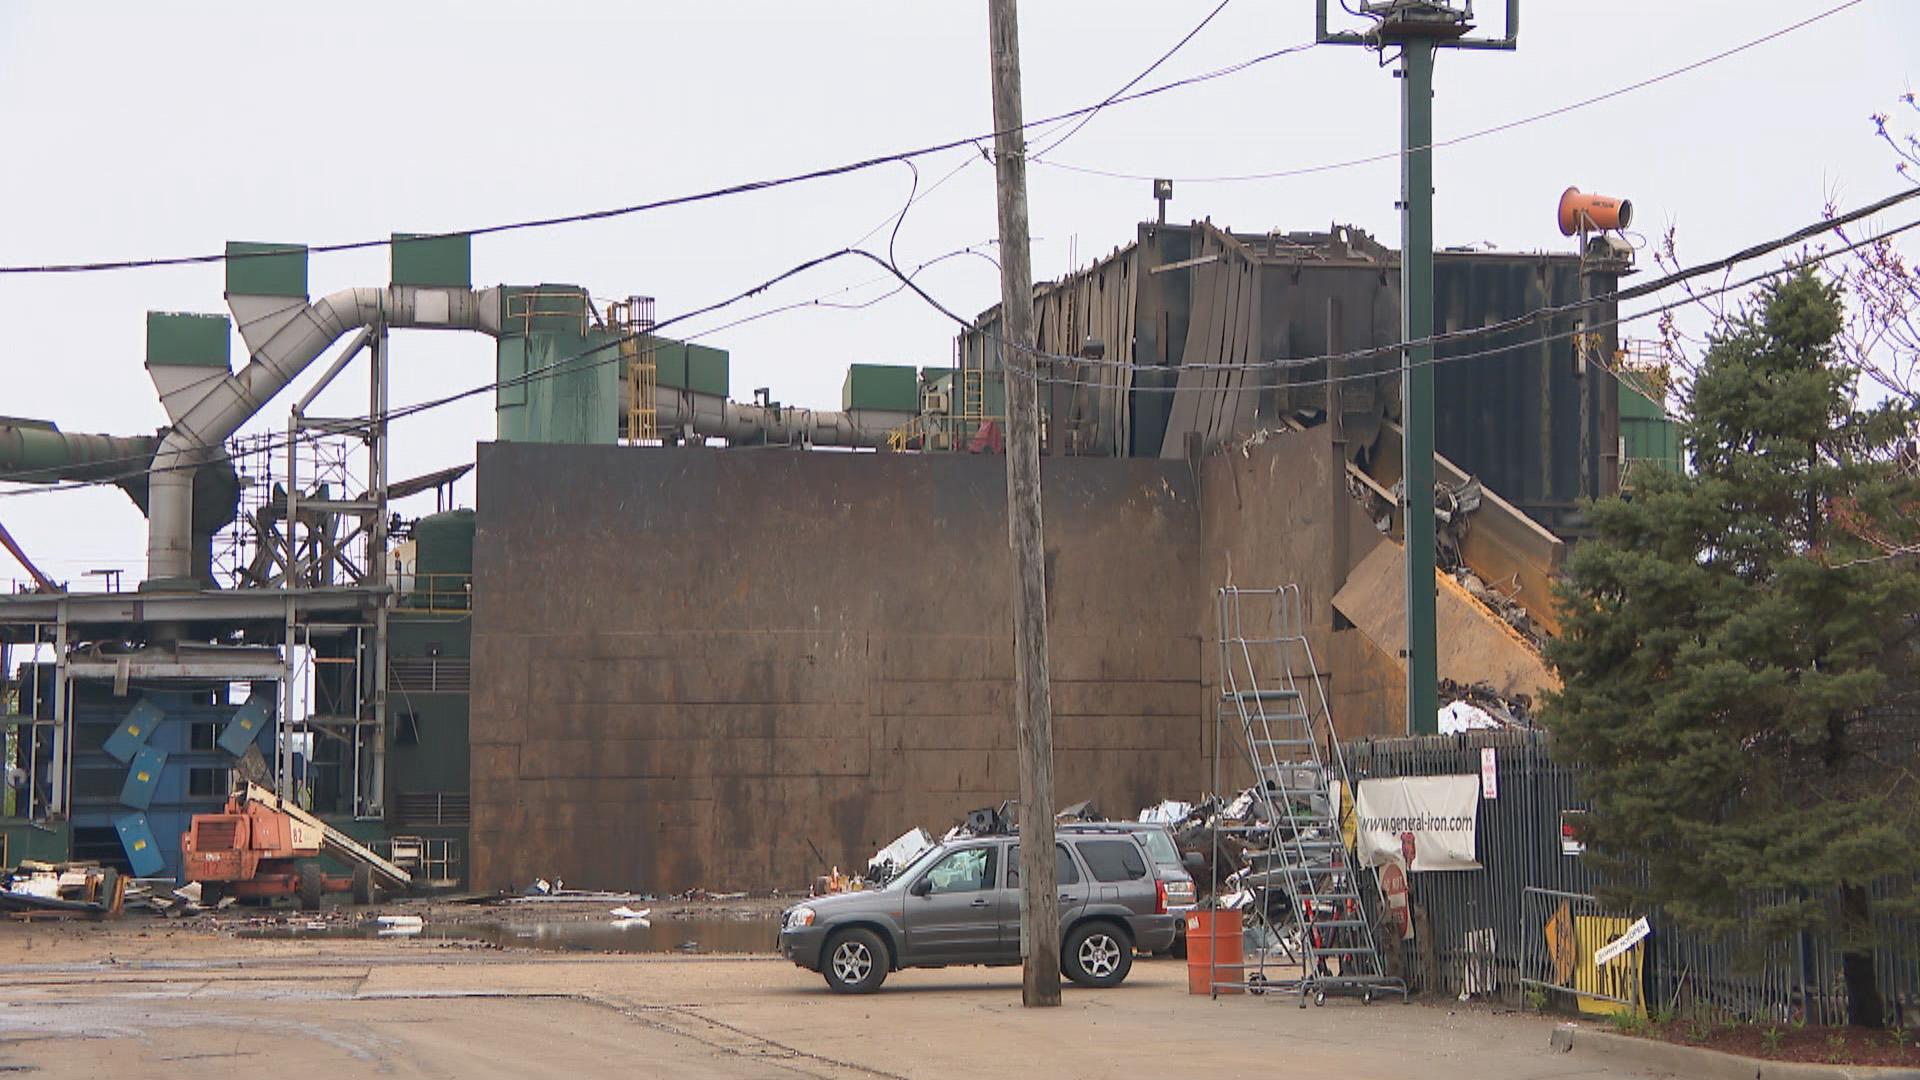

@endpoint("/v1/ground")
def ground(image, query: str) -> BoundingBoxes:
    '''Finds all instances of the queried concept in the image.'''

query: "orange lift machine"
[182,782,413,909]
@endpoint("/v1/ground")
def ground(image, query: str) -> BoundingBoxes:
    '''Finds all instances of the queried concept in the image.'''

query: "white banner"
[1354,775,1481,872]
[1594,917,1651,967]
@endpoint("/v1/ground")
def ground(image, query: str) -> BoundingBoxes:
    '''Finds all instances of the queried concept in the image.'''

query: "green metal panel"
[496,338,529,413]
[224,241,308,298]
[1619,382,1682,476]
[655,340,730,397]
[498,285,589,339]
[387,615,471,798]
[414,510,476,577]
[391,233,472,288]
[0,820,70,865]
[842,364,919,412]
[1399,38,1440,737]
[145,312,231,369]
[491,289,618,444]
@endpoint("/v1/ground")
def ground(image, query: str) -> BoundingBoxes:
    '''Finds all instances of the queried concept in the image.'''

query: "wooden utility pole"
[986,0,1060,1008]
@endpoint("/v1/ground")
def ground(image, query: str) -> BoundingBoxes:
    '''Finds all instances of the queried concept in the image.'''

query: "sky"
[0,0,1914,588]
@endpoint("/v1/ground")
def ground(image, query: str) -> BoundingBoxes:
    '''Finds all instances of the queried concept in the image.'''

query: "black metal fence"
[1343,730,1917,1026]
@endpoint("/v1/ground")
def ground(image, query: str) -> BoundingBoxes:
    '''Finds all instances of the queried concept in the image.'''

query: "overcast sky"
[0,0,1914,587]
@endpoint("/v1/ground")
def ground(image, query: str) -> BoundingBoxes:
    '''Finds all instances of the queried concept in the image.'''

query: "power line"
[1019,215,1920,395]
[6,189,1913,500]
[987,185,1920,379]
[1027,1,1252,160]
[0,41,1322,278]
[1035,0,1868,185]
[0,241,997,498]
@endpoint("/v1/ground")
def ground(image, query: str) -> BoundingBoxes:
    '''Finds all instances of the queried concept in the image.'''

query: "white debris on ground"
[1438,700,1503,734]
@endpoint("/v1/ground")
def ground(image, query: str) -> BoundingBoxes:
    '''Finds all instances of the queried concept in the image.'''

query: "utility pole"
[1317,0,1517,737]
[986,0,1061,1008]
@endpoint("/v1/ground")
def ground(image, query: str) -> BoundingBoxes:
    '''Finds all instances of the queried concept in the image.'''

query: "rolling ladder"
[1213,585,1406,1006]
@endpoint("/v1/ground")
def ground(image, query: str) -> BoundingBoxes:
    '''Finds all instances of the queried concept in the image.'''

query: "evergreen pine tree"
[1545,269,1920,1027]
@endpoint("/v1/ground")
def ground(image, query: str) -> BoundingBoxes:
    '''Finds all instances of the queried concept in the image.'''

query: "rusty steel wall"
[468,444,1207,893]
[1194,426,1408,742]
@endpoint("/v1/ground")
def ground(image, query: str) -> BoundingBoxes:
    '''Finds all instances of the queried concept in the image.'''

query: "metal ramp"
[1210,585,1405,1006]
[237,782,412,892]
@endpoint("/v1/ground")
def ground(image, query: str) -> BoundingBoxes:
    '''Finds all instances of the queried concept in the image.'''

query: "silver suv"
[778,829,1178,993]
[1058,821,1200,955]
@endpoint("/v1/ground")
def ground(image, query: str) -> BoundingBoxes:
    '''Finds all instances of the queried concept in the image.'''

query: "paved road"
[0,930,1653,1079]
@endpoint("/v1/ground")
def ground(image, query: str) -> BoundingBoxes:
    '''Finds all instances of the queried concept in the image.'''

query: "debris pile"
[1437,678,1534,731]
[862,828,933,888]
[1450,567,1543,645]
[0,861,126,919]
[124,877,238,917]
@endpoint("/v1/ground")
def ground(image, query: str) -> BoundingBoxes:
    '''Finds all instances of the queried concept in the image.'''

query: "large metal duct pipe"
[655,392,900,449]
[146,286,502,585]
[0,421,157,486]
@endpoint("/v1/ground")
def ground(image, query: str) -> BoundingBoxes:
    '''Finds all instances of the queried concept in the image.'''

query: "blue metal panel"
[119,746,167,810]
[220,697,271,758]
[70,686,277,881]
[113,812,167,878]
[103,699,165,764]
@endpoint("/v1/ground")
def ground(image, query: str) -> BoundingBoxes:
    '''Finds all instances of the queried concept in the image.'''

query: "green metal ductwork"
[0,418,240,586]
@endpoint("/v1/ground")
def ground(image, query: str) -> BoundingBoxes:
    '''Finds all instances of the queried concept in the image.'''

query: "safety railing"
[394,573,472,613]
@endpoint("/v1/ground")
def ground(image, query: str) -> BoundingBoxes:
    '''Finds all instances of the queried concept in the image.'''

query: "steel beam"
[1399,37,1439,736]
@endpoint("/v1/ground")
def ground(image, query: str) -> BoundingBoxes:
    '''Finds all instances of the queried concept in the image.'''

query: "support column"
[368,323,390,818]
[1399,38,1439,736]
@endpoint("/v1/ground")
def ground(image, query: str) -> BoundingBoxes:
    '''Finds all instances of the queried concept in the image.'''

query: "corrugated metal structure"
[960,221,1625,535]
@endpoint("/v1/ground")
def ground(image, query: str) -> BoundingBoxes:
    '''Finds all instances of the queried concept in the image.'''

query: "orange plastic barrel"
[1185,909,1245,995]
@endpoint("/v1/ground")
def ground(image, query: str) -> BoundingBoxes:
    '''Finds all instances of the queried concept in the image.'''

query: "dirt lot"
[0,911,1665,1079]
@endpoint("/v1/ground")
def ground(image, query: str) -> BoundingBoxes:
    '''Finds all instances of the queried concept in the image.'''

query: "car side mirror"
[1183,851,1205,871]
[909,877,932,897]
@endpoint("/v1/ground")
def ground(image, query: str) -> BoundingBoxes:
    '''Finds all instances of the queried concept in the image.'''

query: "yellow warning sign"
[1573,914,1644,1018]
[1544,900,1576,986]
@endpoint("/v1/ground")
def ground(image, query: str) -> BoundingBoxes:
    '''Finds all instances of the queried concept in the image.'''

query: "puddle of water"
[237,916,778,954]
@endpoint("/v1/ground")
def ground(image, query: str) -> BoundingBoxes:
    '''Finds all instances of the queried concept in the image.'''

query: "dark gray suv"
[779,830,1178,993]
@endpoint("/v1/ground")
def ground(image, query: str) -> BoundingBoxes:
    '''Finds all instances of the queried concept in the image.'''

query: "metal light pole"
[1316,0,1517,737]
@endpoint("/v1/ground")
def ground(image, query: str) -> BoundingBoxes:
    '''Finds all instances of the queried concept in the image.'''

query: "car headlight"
[784,906,816,930]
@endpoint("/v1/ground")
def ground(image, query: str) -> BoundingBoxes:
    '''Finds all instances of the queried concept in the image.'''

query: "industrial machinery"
[181,782,412,909]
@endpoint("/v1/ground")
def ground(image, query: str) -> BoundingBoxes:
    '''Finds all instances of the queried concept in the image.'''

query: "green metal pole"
[1399,37,1439,737]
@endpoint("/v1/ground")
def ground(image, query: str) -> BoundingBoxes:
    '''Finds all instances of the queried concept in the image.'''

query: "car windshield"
[1137,828,1180,866]
[883,841,945,888]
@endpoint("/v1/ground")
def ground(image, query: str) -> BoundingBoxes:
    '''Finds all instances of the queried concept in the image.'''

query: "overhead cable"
[0,41,1322,278]
[1036,0,1868,184]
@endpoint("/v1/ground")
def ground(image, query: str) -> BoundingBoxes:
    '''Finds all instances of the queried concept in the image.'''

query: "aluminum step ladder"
[1213,585,1405,1006]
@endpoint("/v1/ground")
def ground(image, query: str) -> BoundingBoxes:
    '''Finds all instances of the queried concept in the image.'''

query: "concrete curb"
[1550,1023,1920,1080]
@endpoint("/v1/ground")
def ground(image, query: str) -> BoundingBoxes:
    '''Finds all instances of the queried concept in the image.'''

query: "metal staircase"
[1214,585,1406,1006]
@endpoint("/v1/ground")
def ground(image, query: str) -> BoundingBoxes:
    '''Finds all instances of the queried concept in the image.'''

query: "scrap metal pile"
[1437,678,1534,733]
[1144,785,1368,962]
[0,861,126,919]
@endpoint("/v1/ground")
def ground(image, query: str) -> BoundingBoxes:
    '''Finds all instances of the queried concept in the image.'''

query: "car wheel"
[1168,935,1187,961]
[1064,922,1133,988]
[821,928,888,994]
